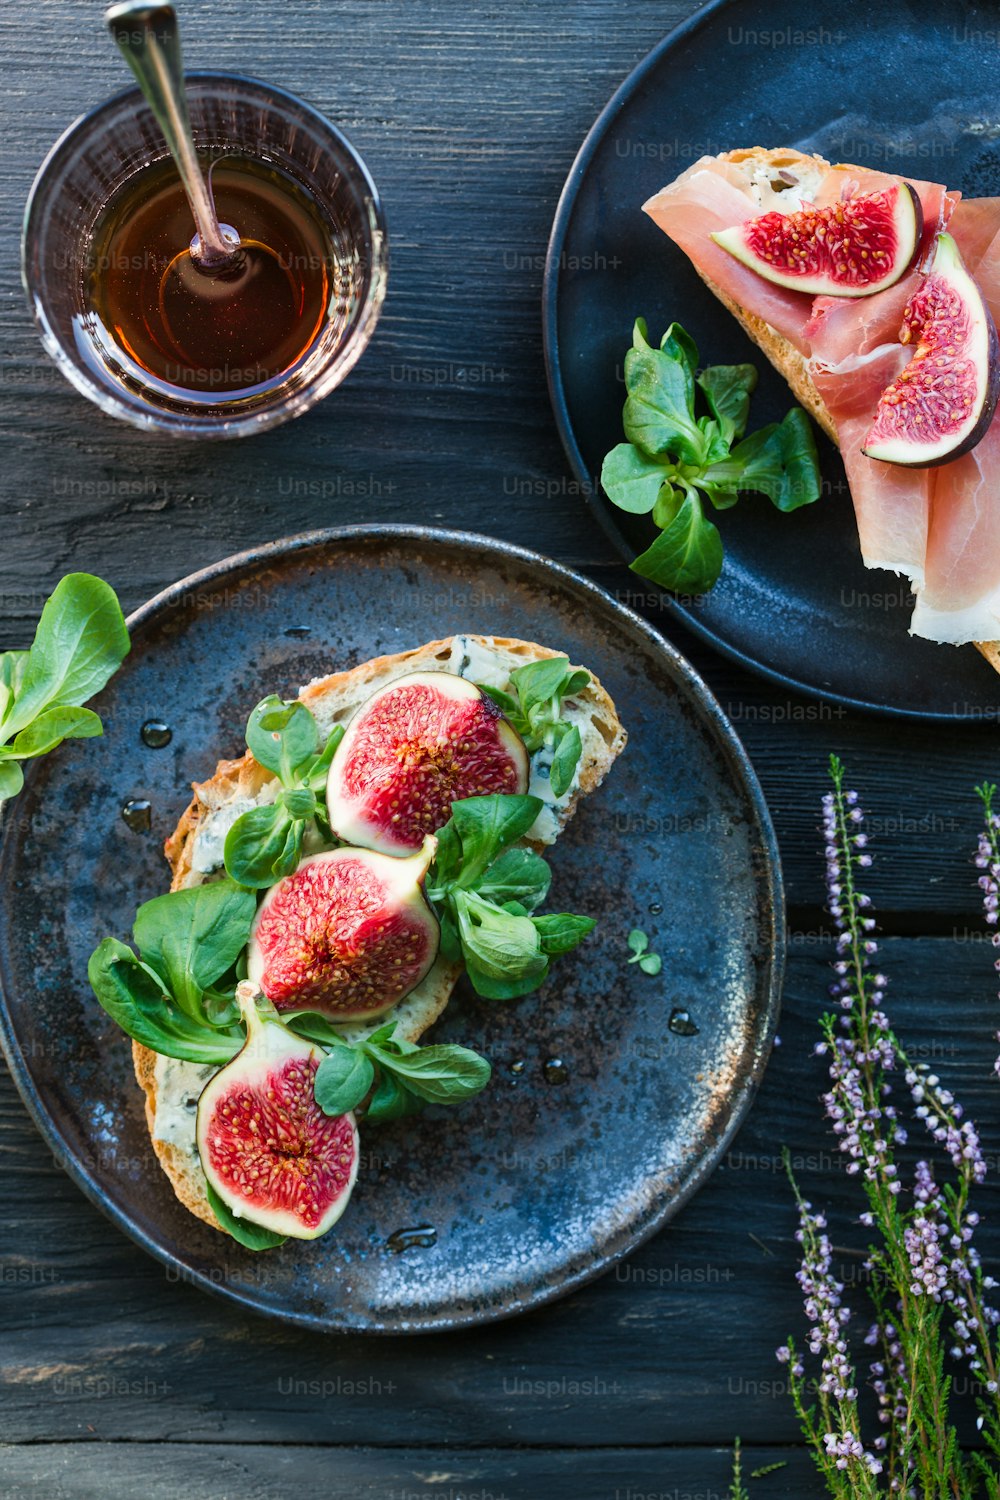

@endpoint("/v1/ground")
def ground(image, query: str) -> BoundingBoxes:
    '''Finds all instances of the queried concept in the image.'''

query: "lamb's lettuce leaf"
[601,320,822,595]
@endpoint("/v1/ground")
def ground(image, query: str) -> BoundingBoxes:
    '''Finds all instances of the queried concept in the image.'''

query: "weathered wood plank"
[1,937,997,1458]
[0,1442,817,1500]
[0,0,994,923]
[0,0,994,1480]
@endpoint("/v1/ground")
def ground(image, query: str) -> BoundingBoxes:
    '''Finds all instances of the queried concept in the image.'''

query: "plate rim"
[0,522,785,1333]
[541,0,988,723]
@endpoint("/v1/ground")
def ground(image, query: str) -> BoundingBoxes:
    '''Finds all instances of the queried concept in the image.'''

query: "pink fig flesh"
[862,232,1000,467]
[247,841,440,1019]
[197,996,359,1239]
[712,181,922,298]
[326,671,529,854]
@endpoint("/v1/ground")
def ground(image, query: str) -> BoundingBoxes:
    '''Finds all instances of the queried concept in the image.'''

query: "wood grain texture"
[0,1443,818,1500]
[0,0,690,609]
[1,943,998,1460]
[0,1,997,1496]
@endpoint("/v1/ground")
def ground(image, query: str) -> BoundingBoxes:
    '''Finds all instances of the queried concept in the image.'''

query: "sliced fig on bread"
[326,671,529,855]
[712,180,922,298]
[196,985,359,1240]
[862,232,1000,467]
[247,838,441,1021]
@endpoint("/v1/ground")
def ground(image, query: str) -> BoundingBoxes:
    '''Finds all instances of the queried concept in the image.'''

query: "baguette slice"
[657,147,845,443]
[134,633,627,1232]
[647,146,998,664]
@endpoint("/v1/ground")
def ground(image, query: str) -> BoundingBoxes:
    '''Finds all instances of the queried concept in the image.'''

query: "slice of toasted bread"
[679,148,847,443]
[666,147,998,664]
[134,633,627,1231]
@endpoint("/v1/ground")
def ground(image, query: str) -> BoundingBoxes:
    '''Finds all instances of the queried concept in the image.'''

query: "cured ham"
[913,206,1000,640]
[811,346,929,585]
[644,155,954,355]
[643,156,818,354]
[805,185,956,584]
[913,419,1000,641]
[643,152,1000,646]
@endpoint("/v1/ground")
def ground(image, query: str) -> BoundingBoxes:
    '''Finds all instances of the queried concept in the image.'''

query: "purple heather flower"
[789,1196,859,1403]
[775,1343,804,1378]
[905,1066,986,1185]
[791,769,1000,1487]
[867,1318,908,1447]
[903,1162,948,1299]
[822,1430,883,1475]
[980,810,1000,1074]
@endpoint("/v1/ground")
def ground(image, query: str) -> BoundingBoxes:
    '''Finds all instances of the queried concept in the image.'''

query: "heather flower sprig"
[780,757,1000,1499]
[814,760,930,1490]
[901,1047,1000,1457]
[777,1153,883,1497]
[974,782,1000,1078]
[865,1314,907,1462]
[727,1437,750,1500]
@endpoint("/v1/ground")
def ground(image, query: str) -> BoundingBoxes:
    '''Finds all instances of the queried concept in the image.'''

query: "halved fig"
[197,983,359,1240]
[326,671,529,854]
[711,181,922,298]
[247,836,440,1019]
[862,233,1000,467]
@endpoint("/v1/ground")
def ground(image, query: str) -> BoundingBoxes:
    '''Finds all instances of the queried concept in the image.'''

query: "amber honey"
[85,155,333,393]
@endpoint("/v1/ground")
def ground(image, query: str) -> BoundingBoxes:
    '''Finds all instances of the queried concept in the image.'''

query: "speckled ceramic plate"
[0,526,782,1332]
[543,0,1000,719]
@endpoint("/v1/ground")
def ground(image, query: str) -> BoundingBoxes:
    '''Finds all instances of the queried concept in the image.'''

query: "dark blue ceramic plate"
[0,527,782,1332]
[544,0,1000,719]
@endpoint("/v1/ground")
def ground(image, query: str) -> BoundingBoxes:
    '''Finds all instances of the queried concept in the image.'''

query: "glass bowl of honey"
[22,73,388,437]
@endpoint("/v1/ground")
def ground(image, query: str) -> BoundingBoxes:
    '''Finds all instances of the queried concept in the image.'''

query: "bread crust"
[691,262,838,443]
[694,148,861,443]
[133,634,627,1232]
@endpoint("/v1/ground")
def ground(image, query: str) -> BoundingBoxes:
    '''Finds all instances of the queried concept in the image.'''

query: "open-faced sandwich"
[89,634,626,1248]
[628,146,1000,655]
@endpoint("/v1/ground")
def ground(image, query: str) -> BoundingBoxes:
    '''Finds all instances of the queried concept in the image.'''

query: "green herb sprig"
[88,880,255,1063]
[0,573,129,806]
[600,320,822,596]
[725,1438,786,1497]
[728,1438,750,1500]
[478,656,590,798]
[223,696,343,888]
[627,927,662,975]
[306,1016,492,1122]
[425,793,595,1000]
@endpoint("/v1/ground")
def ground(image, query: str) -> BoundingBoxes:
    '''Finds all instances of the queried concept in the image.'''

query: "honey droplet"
[141,720,173,749]
[121,798,152,833]
[386,1225,437,1253]
[668,1008,699,1037]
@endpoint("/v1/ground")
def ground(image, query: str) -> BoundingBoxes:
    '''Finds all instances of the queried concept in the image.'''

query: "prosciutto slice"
[643,154,1000,645]
[913,420,1000,641]
[912,205,1000,641]
[644,159,956,355]
[643,159,817,354]
[805,184,956,585]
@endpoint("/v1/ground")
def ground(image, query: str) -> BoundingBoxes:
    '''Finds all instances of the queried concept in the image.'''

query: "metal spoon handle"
[105,1,237,267]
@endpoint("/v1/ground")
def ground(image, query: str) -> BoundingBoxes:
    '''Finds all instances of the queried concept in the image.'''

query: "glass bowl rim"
[21,70,389,439]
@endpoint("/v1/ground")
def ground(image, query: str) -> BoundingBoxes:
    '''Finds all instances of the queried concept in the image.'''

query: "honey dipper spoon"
[105,1,240,270]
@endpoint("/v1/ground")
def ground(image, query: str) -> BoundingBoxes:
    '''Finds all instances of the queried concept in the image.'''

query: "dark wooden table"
[2,3,999,1496]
